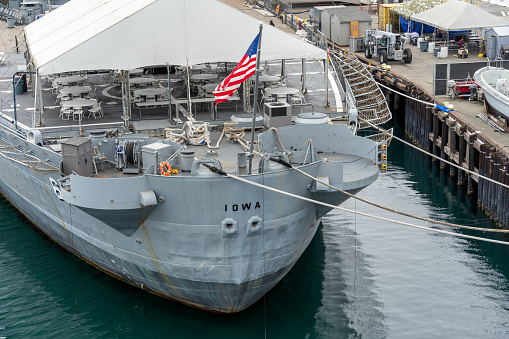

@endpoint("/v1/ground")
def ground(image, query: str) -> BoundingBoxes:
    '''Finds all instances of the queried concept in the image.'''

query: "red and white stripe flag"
[213,33,260,105]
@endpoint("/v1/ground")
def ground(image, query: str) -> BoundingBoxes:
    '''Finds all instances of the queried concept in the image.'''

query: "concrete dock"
[227,0,509,228]
[354,42,509,157]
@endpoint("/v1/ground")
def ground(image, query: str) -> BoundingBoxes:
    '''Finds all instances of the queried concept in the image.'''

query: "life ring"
[159,162,171,176]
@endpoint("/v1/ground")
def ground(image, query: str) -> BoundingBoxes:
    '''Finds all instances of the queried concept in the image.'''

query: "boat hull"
[0,124,377,313]
[474,66,509,119]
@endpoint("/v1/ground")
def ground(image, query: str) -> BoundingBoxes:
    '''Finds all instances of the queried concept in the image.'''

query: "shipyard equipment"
[363,29,412,64]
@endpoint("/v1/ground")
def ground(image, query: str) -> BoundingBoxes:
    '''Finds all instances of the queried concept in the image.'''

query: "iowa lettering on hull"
[225,202,261,212]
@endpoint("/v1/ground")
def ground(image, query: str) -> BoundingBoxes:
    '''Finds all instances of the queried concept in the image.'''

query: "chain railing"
[253,0,297,28]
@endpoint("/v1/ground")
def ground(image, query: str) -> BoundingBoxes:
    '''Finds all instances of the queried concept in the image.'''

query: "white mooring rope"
[225,173,509,246]
[358,117,509,190]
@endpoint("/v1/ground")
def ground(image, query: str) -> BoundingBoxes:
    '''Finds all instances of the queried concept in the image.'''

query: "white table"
[190,74,218,81]
[59,86,92,95]
[61,99,97,120]
[129,68,144,77]
[61,99,97,108]
[256,75,280,83]
[133,88,167,101]
[133,88,166,96]
[191,65,208,72]
[201,83,219,93]
[129,77,156,87]
[54,76,87,86]
[265,87,300,96]
[265,87,301,102]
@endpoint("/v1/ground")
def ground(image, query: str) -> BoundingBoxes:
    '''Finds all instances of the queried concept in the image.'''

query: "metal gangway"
[331,52,392,129]
[0,3,22,23]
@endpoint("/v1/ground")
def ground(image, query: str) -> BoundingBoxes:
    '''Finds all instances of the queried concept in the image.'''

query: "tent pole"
[167,63,172,124]
[33,71,37,129]
[186,66,192,119]
[281,59,285,80]
[37,69,44,127]
[324,57,330,107]
[126,71,131,123]
[121,71,127,133]
[302,58,307,94]
[79,102,82,137]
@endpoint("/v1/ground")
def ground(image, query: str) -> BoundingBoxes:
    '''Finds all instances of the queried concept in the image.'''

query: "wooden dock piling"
[373,68,509,229]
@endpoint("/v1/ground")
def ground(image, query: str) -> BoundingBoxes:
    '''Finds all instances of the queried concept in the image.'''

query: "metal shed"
[319,6,345,38]
[310,5,343,33]
[485,27,509,60]
[326,7,372,46]
[61,137,93,177]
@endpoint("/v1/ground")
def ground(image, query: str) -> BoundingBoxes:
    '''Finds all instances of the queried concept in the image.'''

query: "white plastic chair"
[72,108,83,121]
[88,101,103,119]
[60,107,72,120]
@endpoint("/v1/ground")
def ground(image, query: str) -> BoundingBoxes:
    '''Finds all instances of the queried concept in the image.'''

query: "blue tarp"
[399,16,435,34]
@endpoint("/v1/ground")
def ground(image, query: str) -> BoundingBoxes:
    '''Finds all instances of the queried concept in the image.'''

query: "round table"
[133,88,166,96]
[190,74,218,81]
[61,99,97,120]
[133,88,167,101]
[201,83,219,93]
[265,87,300,96]
[54,76,87,85]
[129,68,144,77]
[61,99,97,108]
[59,86,92,95]
[129,77,156,86]
[191,65,208,72]
[257,75,280,83]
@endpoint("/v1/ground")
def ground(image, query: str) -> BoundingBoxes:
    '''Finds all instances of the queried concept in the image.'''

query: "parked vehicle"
[363,30,412,64]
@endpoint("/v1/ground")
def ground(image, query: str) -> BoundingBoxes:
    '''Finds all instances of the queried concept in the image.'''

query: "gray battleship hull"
[0,123,378,312]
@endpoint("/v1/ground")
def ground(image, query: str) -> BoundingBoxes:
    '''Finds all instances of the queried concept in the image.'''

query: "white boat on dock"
[474,63,509,120]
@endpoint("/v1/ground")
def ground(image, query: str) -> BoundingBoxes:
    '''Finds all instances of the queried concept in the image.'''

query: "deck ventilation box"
[61,137,93,177]
[264,102,292,128]
[142,143,173,173]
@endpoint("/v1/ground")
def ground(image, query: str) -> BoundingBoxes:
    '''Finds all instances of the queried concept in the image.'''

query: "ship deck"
[0,56,378,183]
[0,57,341,137]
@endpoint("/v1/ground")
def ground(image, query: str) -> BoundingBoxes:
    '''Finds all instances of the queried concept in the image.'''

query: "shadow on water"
[389,107,509,286]
[0,194,342,338]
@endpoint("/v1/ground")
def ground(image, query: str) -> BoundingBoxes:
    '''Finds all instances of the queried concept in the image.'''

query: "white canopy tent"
[410,0,508,32]
[24,0,327,75]
[24,0,329,127]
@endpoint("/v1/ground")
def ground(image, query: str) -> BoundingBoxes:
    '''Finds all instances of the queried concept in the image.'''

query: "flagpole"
[248,22,263,175]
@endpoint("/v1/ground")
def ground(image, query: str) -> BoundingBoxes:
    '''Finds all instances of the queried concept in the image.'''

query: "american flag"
[213,33,260,105]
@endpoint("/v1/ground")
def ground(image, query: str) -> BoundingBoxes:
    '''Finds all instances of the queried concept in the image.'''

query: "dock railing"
[330,53,356,113]
[252,0,304,30]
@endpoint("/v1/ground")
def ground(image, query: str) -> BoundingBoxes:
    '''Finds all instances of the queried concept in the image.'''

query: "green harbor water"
[1,118,509,338]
